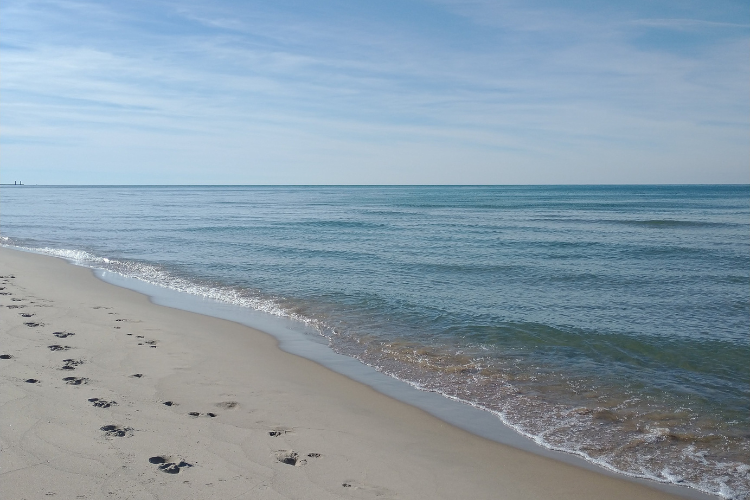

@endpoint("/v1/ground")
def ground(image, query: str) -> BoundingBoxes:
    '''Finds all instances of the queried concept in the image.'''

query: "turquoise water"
[2,185,748,498]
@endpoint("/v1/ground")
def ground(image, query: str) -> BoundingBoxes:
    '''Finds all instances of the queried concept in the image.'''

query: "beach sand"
[0,247,688,500]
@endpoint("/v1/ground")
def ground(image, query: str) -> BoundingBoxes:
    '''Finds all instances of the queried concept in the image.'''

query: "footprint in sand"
[187,412,218,418]
[130,373,143,378]
[275,451,322,466]
[100,425,133,438]
[215,401,239,409]
[88,398,117,408]
[162,401,177,406]
[25,378,40,384]
[24,322,42,327]
[60,359,84,370]
[63,376,88,385]
[48,345,72,351]
[20,313,34,318]
[275,450,306,466]
[269,428,292,437]
[148,456,193,474]
[52,331,75,338]
[7,305,24,309]
[1,354,12,359]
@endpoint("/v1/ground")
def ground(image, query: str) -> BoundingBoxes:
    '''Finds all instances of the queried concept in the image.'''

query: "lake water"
[2,185,748,499]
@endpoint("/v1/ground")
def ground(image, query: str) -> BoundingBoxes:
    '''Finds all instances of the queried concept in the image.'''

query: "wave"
[2,238,747,499]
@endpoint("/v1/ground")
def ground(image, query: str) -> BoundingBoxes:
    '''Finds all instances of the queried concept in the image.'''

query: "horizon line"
[1,183,749,188]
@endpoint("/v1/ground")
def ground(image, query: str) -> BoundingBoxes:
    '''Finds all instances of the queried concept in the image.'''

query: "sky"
[1,0,748,185]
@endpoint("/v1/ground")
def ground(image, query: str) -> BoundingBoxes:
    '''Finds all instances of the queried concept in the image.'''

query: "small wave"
[2,239,747,499]
[369,362,748,499]
[613,219,733,228]
[1,241,328,336]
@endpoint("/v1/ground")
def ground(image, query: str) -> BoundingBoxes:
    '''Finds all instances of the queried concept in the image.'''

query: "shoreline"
[0,246,709,499]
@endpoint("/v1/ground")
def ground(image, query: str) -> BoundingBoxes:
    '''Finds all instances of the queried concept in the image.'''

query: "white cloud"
[1,0,748,184]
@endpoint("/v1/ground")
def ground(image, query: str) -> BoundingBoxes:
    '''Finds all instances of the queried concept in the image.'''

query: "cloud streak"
[1,0,748,184]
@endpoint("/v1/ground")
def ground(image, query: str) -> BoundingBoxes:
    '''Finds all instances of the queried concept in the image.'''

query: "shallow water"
[2,185,748,498]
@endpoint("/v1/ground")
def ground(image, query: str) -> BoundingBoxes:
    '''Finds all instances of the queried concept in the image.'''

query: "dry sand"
[0,247,689,499]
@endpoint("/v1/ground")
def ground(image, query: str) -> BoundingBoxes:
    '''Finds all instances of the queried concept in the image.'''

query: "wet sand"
[0,247,690,499]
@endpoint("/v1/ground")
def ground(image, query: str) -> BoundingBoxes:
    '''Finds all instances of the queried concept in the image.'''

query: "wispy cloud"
[1,0,748,184]
[632,18,750,30]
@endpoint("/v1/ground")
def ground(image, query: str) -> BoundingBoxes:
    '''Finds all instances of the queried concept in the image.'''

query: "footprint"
[20,313,34,318]
[25,378,40,384]
[6,305,24,309]
[215,401,239,409]
[269,428,292,437]
[1,354,12,360]
[61,359,84,370]
[11,298,24,302]
[148,456,193,474]
[62,377,88,385]
[162,401,177,407]
[52,331,75,338]
[89,398,117,408]
[307,453,322,458]
[187,411,218,418]
[100,425,133,438]
[24,322,42,327]
[130,374,143,378]
[48,345,72,351]
[275,451,306,466]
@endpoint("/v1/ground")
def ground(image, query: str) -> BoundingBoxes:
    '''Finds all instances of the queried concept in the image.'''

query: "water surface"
[2,185,748,499]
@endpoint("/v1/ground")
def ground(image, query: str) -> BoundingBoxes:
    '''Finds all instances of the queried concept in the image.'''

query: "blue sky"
[2,0,748,184]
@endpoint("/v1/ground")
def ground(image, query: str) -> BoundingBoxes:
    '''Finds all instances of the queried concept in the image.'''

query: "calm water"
[2,185,748,498]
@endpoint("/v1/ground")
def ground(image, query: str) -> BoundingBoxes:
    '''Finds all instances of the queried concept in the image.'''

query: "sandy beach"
[0,247,692,500]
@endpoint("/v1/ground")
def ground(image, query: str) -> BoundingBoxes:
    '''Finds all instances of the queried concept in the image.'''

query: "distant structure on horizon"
[0,181,24,186]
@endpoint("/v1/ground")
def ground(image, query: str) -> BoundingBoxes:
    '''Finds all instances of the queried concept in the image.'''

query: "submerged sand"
[0,247,689,499]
